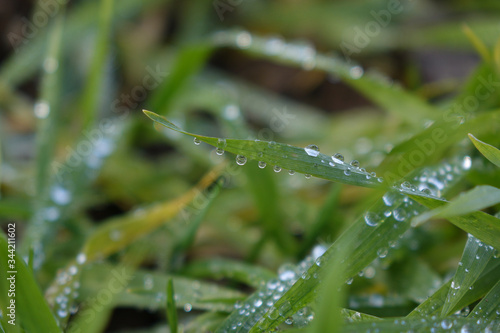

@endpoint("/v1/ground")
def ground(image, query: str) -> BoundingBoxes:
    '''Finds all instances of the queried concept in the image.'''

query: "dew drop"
[236,155,247,165]
[332,153,344,164]
[288,170,295,175]
[401,181,412,190]
[441,319,452,329]
[344,169,351,176]
[76,253,87,265]
[304,144,320,157]
[421,188,432,195]
[258,161,266,169]
[393,208,407,222]
[350,160,360,168]
[462,156,472,170]
[364,212,380,227]
[34,101,50,119]
[193,137,201,145]
[43,57,59,73]
[377,248,388,258]
[50,185,71,205]
[273,165,282,173]
[223,104,240,120]
[68,265,78,275]
[215,148,224,155]
[304,174,311,179]
[349,66,364,79]
[184,303,193,312]
[144,275,154,290]
[236,31,252,49]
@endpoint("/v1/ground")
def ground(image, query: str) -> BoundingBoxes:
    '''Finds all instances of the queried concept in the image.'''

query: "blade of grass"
[308,239,353,333]
[407,191,500,251]
[143,110,385,188]
[79,0,114,129]
[377,109,500,181]
[148,44,213,115]
[414,185,500,225]
[78,264,245,312]
[462,24,491,63]
[468,279,500,321]
[0,233,61,333]
[182,258,276,289]
[166,279,178,333]
[441,234,496,316]
[469,133,500,167]
[34,11,65,200]
[409,258,500,317]
[211,30,437,125]
[341,317,499,332]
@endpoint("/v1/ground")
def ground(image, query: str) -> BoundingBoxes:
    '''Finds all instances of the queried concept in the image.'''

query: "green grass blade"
[0,233,61,333]
[407,192,500,251]
[441,234,496,316]
[469,279,500,321]
[211,30,437,125]
[148,44,213,115]
[143,110,384,188]
[469,133,500,168]
[409,259,500,317]
[309,240,352,333]
[341,317,499,332]
[166,279,179,333]
[414,185,500,225]
[79,264,245,313]
[184,312,227,333]
[34,12,65,200]
[377,110,500,181]
[79,0,114,129]
[182,259,276,289]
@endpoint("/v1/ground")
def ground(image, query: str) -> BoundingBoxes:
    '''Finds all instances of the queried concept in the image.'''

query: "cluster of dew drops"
[51,252,88,322]
[224,245,327,331]
[194,138,384,182]
[212,29,367,80]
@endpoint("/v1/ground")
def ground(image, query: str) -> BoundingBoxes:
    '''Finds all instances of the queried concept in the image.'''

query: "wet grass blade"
[0,234,61,333]
[143,110,384,188]
[441,235,496,316]
[409,259,500,317]
[211,30,437,125]
[182,259,276,289]
[79,264,245,313]
[469,133,500,167]
[309,240,352,333]
[341,317,499,332]
[414,185,500,225]
[166,279,179,333]
[468,279,500,321]
[407,192,500,251]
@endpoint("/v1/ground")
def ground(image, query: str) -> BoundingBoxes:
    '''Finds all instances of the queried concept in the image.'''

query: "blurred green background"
[1,0,500,331]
